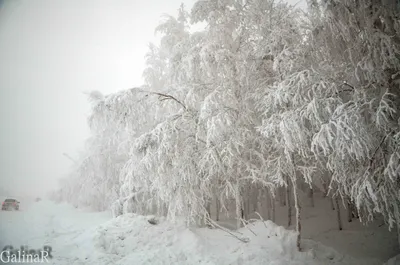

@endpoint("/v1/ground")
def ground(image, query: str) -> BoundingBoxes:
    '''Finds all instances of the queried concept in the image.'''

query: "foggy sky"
[0,0,305,197]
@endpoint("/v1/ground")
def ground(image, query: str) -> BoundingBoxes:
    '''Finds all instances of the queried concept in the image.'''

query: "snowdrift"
[385,254,400,265]
[64,214,365,265]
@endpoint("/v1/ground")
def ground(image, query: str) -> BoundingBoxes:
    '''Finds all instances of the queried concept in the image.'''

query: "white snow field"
[0,199,398,265]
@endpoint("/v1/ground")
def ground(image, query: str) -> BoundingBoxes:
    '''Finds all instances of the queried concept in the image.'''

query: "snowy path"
[0,200,111,264]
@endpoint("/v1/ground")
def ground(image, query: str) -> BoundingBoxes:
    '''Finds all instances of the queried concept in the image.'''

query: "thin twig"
[151,92,187,110]
[334,88,353,96]
[240,218,257,236]
[342,81,355,90]
[206,217,250,243]
[138,89,187,110]
[255,212,268,228]
[369,130,395,167]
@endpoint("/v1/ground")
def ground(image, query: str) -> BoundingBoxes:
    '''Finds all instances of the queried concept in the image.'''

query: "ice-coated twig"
[255,211,268,229]
[240,218,257,236]
[206,217,250,243]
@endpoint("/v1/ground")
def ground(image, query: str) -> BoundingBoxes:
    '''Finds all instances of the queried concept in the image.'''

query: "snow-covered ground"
[211,191,400,265]
[0,198,398,265]
[0,199,110,264]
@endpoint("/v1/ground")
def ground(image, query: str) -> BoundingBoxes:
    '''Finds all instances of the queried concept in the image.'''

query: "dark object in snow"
[1,198,19,211]
[148,217,158,225]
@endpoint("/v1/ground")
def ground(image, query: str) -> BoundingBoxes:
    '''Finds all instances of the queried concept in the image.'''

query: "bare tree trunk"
[235,184,242,229]
[331,197,335,210]
[216,198,220,221]
[252,186,258,212]
[286,175,292,227]
[270,191,276,223]
[241,198,248,220]
[202,201,212,227]
[291,176,301,251]
[241,186,249,221]
[348,199,359,219]
[256,188,263,216]
[397,223,400,251]
[282,187,287,206]
[246,189,251,217]
[322,181,330,197]
[265,189,271,220]
[244,200,249,220]
[279,187,286,206]
[354,206,359,219]
[286,176,292,227]
[335,196,342,230]
[309,186,315,207]
[347,197,353,222]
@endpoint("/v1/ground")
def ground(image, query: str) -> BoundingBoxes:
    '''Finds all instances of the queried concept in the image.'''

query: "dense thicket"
[51,0,400,249]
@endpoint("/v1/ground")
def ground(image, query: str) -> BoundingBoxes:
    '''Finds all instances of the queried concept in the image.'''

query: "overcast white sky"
[0,0,305,197]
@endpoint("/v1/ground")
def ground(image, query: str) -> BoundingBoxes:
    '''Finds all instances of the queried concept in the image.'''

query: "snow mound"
[68,215,365,265]
[89,214,210,265]
[201,220,364,265]
[384,254,400,265]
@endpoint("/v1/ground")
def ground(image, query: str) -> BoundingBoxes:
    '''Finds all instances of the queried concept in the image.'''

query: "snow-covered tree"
[53,0,400,251]
[257,0,400,248]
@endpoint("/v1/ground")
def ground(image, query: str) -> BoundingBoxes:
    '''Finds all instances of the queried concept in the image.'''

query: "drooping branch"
[341,81,355,90]
[369,130,396,168]
[138,89,187,110]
